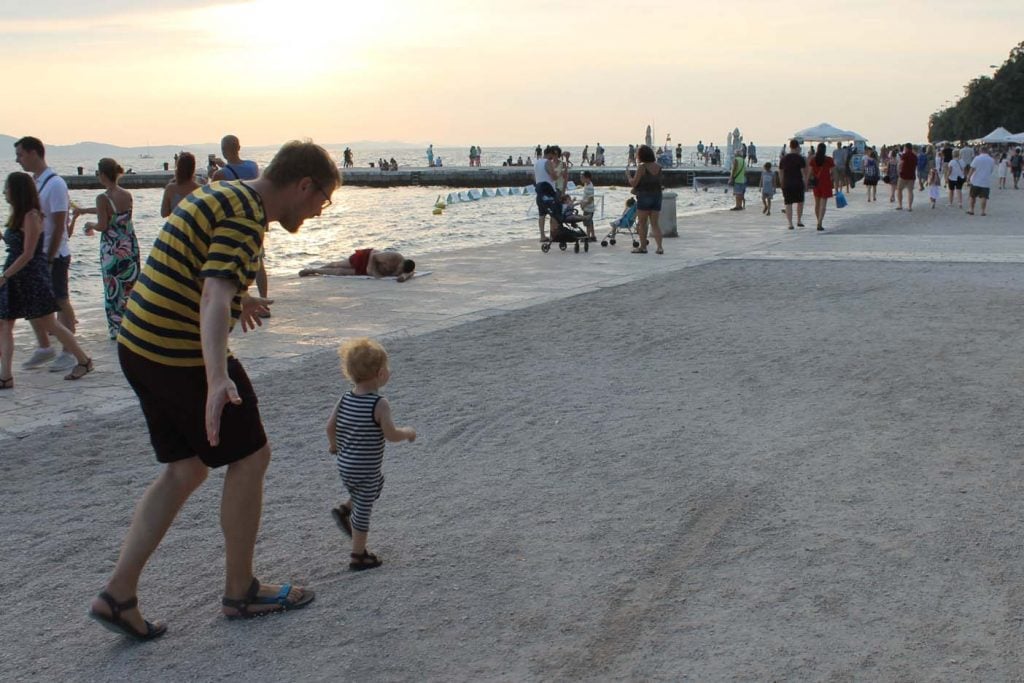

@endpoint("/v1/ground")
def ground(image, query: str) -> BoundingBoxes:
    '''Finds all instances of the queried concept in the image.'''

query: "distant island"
[0,134,433,159]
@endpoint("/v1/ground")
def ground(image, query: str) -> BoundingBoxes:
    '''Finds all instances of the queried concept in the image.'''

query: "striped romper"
[335,391,385,533]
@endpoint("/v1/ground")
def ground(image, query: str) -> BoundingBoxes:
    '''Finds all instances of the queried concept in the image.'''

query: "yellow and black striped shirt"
[117,181,266,366]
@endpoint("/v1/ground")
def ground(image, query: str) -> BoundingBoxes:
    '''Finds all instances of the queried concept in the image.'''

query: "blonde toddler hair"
[339,337,388,383]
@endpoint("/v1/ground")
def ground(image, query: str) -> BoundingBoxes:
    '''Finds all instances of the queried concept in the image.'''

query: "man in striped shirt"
[89,141,340,641]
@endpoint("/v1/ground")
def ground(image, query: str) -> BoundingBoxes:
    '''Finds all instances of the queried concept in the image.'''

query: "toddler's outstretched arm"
[375,398,416,443]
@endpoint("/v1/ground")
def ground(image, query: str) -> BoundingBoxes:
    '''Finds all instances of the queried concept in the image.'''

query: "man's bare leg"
[28,317,52,350]
[57,298,76,335]
[220,445,305,611]
[89,458,209,633]
[299,259,355,277]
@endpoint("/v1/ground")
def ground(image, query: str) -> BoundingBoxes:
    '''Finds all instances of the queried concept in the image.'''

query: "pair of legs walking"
[90,445,308,637]
[0,312,91,383]
[635,210,663,254]
[784,200,804,229]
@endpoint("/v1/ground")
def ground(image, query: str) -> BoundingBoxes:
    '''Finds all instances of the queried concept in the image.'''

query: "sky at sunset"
[2,0,1022,148]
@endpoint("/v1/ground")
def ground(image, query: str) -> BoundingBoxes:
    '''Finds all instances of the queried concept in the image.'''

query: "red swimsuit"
[348,248,373,276]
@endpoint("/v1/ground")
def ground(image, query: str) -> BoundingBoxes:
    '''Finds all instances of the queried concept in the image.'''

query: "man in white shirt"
[14,136,78,372]
[965,145,996,216]
[960,145,975,170]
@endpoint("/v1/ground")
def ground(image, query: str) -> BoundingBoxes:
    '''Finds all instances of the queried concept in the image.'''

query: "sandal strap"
[97,591,138,616]
[221,577,261,614]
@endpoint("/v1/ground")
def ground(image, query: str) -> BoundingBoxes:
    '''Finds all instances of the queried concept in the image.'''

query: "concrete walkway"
[3,186,1021,440]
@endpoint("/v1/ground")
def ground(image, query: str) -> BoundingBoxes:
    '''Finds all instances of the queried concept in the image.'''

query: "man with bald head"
[211,135,268,306]
[210,135,259,182]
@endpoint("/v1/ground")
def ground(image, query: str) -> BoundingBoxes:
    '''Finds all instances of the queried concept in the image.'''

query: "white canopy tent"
[1007,132,1024,144]
[981,126,1016,144]
[793,122,867,143]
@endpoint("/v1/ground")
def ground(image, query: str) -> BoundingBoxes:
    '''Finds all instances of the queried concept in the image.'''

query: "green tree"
[929,41,1024,142]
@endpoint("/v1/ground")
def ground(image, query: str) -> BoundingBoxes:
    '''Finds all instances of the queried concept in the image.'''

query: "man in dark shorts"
[87,141,340,642]
[298,248,416,282]
[1011,147,1022,190]
[779,139,808,230]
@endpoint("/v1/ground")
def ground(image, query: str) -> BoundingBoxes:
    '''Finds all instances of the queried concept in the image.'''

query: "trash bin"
[77,166,84,175]
[660,191,678,237]
[163,162,169,171]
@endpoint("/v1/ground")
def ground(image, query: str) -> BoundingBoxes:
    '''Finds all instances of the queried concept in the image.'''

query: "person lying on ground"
[299,248,416,282]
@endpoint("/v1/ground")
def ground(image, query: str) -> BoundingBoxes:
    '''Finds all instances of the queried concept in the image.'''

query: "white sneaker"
[21,347,56,369]
[49,352,77,372]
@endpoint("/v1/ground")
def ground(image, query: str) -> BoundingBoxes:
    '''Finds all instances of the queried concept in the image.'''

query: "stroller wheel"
[574,242,580,253]
[559,242,567,251]
[600,240,608,247]
[541,242,551,253]
[609,238,616,245]
[632,240,640,248]
[584,240,589,252]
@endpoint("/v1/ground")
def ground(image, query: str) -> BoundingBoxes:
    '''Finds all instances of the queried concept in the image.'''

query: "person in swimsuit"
[299,249,416,282]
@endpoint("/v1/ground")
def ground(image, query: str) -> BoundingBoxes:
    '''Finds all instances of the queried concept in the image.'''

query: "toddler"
[760,162,776,215]
[611,197,637,229]
[327,338,416,571]
[927,168,941,208]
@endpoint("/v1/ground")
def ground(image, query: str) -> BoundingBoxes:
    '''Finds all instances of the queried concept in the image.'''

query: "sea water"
[0,144,748,321]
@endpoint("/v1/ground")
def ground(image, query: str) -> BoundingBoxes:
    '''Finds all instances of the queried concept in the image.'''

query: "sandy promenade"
[4,186,1024,681]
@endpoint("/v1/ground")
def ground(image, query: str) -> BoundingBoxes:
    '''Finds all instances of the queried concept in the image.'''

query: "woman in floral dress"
[73,158,141,339]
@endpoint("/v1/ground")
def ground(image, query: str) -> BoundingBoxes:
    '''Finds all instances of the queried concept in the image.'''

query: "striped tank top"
[335,391,385,479]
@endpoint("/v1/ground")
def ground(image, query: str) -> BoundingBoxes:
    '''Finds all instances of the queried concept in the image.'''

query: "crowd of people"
[760,139,1018,231]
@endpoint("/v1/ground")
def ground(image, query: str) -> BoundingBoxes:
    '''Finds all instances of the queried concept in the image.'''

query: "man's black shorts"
[535,182,557,212]
[118,344,267,468]
[782,184,805,205]
[50,255,70,300]
[969,185,990,200]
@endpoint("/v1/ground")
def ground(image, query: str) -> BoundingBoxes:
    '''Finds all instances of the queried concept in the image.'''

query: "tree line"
[928,41,1024,143]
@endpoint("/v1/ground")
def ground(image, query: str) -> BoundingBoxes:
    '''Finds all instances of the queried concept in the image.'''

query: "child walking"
[927,168,941,208]
[760,162,776,215]
[327,338,416,571]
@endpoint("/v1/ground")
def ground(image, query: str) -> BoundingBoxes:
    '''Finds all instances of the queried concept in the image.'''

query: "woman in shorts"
[625,145,664,254]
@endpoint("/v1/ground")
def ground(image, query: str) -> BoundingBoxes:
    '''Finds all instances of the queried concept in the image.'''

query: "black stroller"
[538,189,590,254]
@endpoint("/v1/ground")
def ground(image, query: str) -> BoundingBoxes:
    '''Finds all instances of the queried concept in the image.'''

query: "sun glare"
[188,0,401,83]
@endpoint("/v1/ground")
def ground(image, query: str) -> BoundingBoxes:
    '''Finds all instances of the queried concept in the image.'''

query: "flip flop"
[222,578,315,620]
[88,592,167,642]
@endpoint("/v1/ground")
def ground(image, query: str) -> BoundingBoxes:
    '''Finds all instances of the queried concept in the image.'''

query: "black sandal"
[64,357,93,381]
[0,377,12,390]
[88,591,167,642]
[331,504,353,538]
[349,550,383,572]
[222,578,315,620]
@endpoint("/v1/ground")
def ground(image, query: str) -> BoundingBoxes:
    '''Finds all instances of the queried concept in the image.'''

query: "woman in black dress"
[0,172,92,387]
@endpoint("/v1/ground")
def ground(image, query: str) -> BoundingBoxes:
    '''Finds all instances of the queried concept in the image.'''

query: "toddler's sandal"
[349,550,383,571]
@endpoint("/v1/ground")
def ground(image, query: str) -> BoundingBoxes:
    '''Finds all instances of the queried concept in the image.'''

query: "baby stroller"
[539,190,590,254]
[601,201,639,248]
